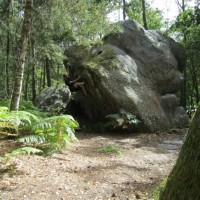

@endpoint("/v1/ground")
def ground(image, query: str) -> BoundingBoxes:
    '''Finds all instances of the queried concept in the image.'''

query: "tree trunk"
[31,39,36,102]
[159,105,200,199]
[122,0,126,20]
[180,69,187,109]
[45,56,51,87]
[5,0,12,98]
[142,0,148,30]
[179,0,187,108]
[10,0,33,111]
[24,70,30,100]
[5,27,10,98]
[42,65,46,89]
[191,57,199,104]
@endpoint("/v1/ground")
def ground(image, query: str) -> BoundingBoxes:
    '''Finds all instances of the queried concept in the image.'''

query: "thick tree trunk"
[159,104,200,199]
[10,0,33,111]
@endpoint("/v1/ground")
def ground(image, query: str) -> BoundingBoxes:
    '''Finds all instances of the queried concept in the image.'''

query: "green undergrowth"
[0,101,79,159]
[99,145,123,155]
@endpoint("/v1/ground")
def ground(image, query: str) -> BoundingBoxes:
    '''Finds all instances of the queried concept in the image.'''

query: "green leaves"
[105,109,141,132]
[126,0,163,30]
[18,114,79,151]
[0,106,79,154]
[0,106,39,136]
[8,147,43,157]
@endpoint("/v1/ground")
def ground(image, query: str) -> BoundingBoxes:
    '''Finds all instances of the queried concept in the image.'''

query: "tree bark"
[142,0,148,30]
[31,39,36,102]
[24,70,30,100]
[122,0,126,20]
[159,104,200,199]
[45,56,51,87]
[179,0,187,108]
[5,24,11,98]
[10,0,33,111]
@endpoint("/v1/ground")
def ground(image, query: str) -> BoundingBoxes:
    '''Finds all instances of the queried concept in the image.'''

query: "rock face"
[35,87,71,113]
[65,20,188,132]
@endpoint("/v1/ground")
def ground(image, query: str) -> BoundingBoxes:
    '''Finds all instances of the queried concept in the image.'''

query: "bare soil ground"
[0,129,186,200]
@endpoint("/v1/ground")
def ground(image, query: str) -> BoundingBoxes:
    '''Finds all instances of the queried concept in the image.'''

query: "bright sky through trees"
[108,0,196,22]
[151,0,196,21]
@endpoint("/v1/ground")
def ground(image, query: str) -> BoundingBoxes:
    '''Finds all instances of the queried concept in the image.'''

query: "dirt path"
[0,129,186,200]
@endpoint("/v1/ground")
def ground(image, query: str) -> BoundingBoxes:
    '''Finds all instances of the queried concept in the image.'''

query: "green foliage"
[8,147,43,157]
[168,3,200,109]
[17,114,79,152]
[0,106,38,136]
[126,0,163,30]
[0,106,79,154]
[105,109,141,132]
[99,145,123,155]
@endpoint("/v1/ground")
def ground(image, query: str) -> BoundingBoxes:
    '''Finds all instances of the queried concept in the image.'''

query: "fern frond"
[7,147,43,157]
[17,135,46,144]
[10,111,39,125]
[65,126,78,141]
[45,115,79,128]
[0,110,39,129]
[32,121,52,132]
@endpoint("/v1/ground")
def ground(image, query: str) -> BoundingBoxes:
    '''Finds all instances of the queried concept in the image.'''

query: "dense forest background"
[0,0,199,112]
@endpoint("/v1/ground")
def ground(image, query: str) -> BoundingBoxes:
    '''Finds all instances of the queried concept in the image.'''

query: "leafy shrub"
[105,109,141,132]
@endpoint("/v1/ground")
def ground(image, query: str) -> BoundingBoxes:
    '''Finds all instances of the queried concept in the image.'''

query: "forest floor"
[0,128,187,200]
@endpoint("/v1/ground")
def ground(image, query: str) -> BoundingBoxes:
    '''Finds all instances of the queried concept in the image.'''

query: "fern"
[0,107,39,136]
[105,109,141,132]
[17,114,79,151]
[0,105,79,154]
[17,135,46,144]
[7,147,43,157]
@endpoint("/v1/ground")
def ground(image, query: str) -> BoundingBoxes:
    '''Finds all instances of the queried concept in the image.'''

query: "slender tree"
[31,39,36,102]
[5,10,11,98]
[122,0,126,20]
[142,0,148,29]
[10,0,33,111]
[45,56,51,87]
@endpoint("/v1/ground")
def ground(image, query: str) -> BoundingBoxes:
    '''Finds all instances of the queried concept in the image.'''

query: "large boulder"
[65,20,189,132]
[35,87,71,113]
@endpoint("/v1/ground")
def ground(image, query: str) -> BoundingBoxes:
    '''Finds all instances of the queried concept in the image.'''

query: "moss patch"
[151,177,168,200]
